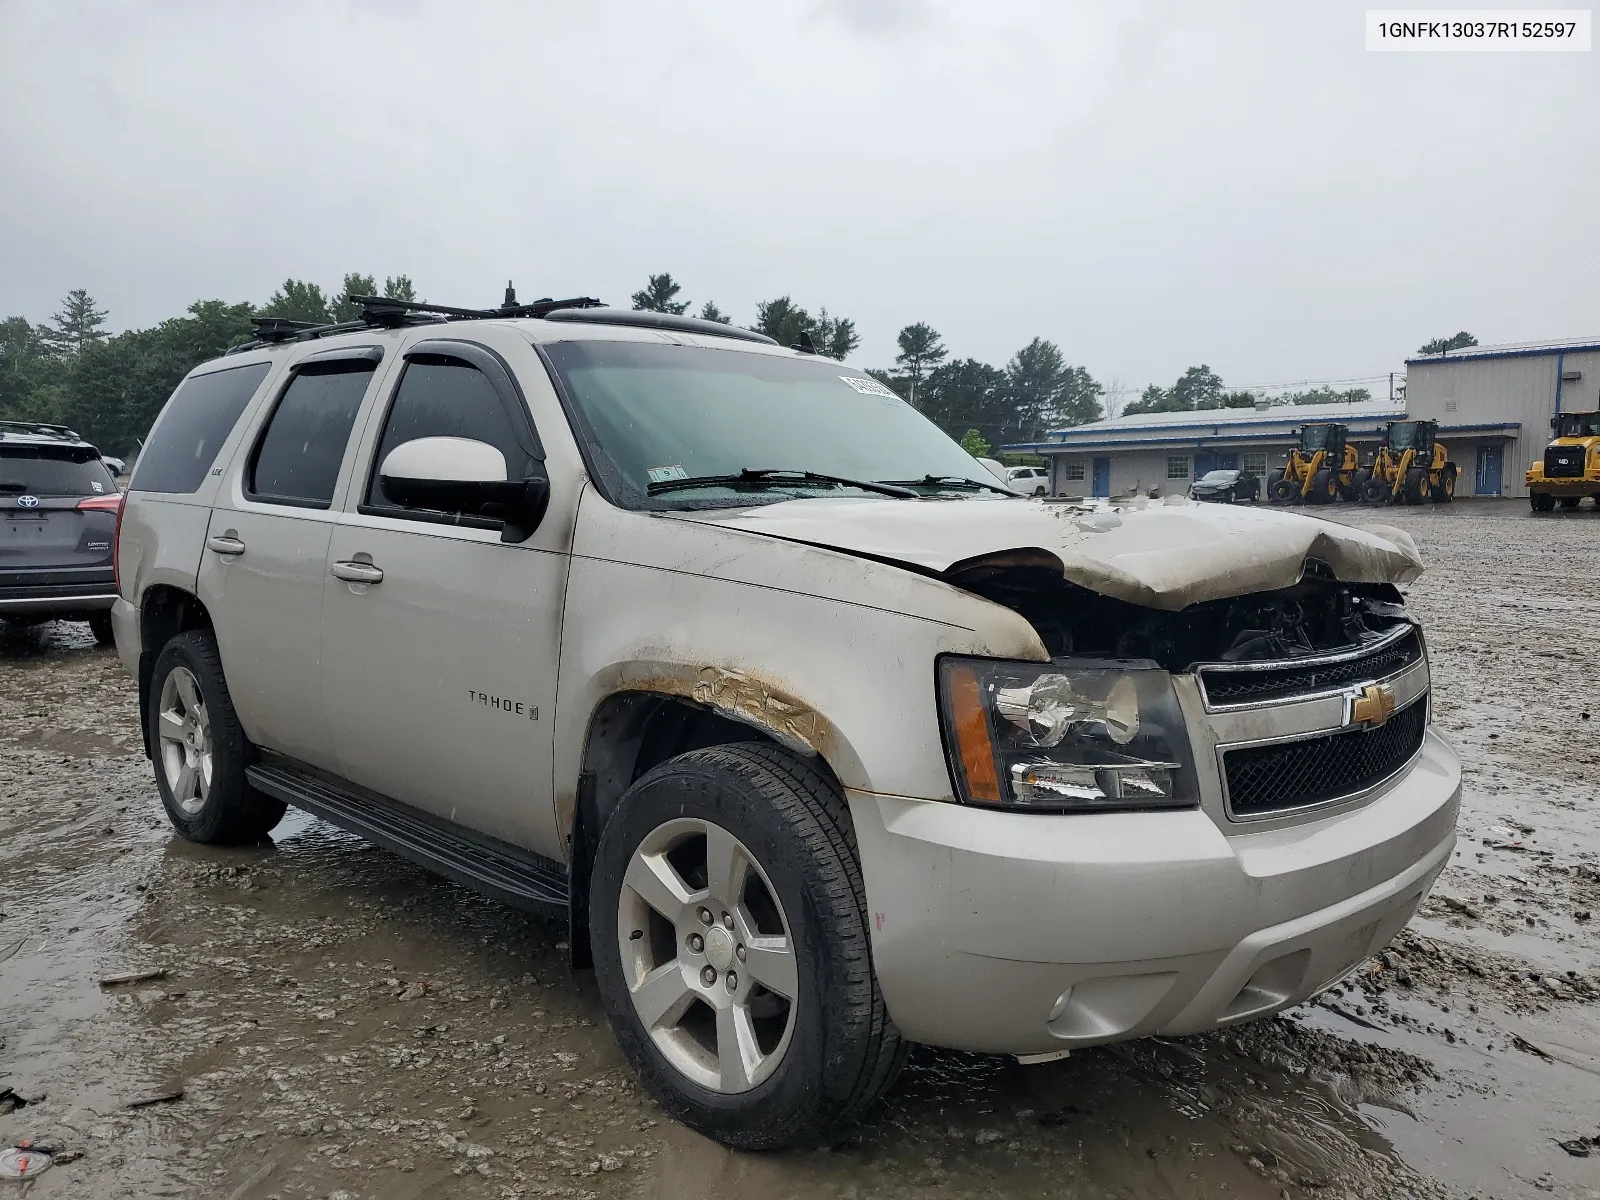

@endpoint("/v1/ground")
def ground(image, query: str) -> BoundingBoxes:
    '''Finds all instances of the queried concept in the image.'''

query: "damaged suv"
[112,298,1459,1150]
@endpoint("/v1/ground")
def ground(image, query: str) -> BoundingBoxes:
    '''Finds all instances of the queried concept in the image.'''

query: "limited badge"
[839,375,899,399]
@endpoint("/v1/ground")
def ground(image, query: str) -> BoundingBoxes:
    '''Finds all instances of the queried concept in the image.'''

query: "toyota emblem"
[17,495,39,508]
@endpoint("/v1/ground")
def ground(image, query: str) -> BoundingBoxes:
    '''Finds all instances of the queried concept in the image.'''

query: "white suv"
[112,295,1459,1150]
[1006,464,1049,495]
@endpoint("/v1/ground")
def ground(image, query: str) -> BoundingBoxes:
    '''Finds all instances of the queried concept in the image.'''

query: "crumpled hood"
[667,497,1423,610]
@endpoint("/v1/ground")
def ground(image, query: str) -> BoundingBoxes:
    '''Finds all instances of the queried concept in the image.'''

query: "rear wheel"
[1430,465,1457,503]
[1557,496,1581,509]
[147,630,286,844]
[88,611,115,647]
[1530,492,1555,512]
[589,743,904,1150]
[1350,468,1372,503]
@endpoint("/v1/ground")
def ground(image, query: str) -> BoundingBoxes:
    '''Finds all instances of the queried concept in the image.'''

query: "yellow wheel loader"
[1526,411,1600,512]
[1267,423,1359,505]
[1362,420,1456,505]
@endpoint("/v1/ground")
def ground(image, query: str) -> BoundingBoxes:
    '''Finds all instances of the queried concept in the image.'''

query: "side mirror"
[378,436,550,544]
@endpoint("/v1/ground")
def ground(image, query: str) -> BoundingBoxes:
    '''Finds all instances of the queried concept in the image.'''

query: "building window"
[1243,452,1267,478]
[1444,399,1457,412]
[1060,459,1086,481]
[1167,455,1190,479]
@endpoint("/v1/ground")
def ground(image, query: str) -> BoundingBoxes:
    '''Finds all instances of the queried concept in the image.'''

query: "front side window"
[248,362,374,508]
[366,356,538,513]
[132,363,271,494]
[541,340,998,509]
[0,448,117,497]
[1166,456,1190,479]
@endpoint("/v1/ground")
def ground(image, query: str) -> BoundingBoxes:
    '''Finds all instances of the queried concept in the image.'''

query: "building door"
[1475,445,1503,495]
[1092,456,1111,498]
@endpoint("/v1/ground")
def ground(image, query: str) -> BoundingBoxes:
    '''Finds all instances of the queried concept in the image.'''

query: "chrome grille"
[1197,626,1422,709]
[1221,698,1427,818]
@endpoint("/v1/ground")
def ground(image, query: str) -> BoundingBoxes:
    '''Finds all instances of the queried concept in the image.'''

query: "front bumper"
[1527,474,1599,497]
[849,730,1459,1055]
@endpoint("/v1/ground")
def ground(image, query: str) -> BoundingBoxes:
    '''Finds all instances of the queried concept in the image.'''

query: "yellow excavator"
[1268,423,1360,504]
[1526,411,1600,512]
[1363,420,1456,505]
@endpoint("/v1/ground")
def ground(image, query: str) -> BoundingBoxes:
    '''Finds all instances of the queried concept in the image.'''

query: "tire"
[1363,477,1390,504]
[589,743,905,1150]
[1431,465,1456,504]
[1401,467,1428,505]
[1351,468,1372,503]
[1308,468,1336,504]
[88,611,115,647]
[1268,476,1298,504]
[147,630,286,844]
[1530,492,1555,512]
[1557,496,1581,509]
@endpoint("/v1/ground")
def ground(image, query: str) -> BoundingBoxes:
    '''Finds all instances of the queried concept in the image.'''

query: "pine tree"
[697,301,731,324]
[631,273,689,314]
[261,279,332,324]
[42,289,109,355]
[893,323,947,409]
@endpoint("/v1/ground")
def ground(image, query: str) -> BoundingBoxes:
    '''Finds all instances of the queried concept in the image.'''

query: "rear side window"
[0,448,116,497]
[364,357,537,512]
[132,363,271,494]
[248,362,375,508]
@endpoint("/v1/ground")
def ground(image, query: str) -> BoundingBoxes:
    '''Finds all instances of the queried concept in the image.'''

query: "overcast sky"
[2,1,1596,396]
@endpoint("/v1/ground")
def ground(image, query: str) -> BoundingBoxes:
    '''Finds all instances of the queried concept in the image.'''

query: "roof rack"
[543,307,778,345]
[0,419,84,442]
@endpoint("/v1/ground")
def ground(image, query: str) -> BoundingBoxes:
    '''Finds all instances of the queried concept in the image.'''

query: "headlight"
[937,656,1199,812]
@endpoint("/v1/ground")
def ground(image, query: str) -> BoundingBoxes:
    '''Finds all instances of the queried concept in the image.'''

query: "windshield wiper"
[648,468,918,499]
[878,474,1019,497]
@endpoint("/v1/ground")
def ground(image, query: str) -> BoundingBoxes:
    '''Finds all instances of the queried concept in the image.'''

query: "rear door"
[196,346,389,771]
[0,447,119,591]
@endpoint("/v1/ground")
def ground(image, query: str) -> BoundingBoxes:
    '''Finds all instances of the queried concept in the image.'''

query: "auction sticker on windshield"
[839,375,900,399]
[647,465,689,484]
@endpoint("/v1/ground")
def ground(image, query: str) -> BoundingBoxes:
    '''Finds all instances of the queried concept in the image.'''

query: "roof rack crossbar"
[347,293,605,326]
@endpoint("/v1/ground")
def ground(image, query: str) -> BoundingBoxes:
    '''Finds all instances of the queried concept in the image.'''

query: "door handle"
[206,535,246,556]
[330,560,384,585]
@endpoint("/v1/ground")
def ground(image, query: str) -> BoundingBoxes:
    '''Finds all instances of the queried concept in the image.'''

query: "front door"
[1475,445,1503,495]
[1092,456,1111,497]
[198,351,383,771]
[319,338,569,853]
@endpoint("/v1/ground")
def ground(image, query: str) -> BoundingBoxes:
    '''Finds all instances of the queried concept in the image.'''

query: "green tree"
[383,275,417,302]
[61,300,256,453]
[754,296,811,346]
[1178,364,1226,410]
[261,279,331,324]
[0,316,64,420]
[959,429,991,457]
[1286,385,1372,405]
[1219,390,1259,409]
[697,301,730,324]
[1417,331,1477,355]
[811,309,859,360]
[1002,337,1102,438]
[631,273,689,314]
[918,358,1008,446]
[41,289,109,356]
[1121,383,1176,415]
[333,273,378,323]
[892,322,947,409]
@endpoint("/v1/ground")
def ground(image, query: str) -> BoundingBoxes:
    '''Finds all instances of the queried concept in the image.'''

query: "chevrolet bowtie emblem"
[1348,683,1397,728]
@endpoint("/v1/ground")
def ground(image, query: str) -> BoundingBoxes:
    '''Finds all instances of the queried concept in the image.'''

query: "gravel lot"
[1,498,1597,1199]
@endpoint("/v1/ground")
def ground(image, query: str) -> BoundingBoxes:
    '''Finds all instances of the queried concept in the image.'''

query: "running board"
[246,758,568,917]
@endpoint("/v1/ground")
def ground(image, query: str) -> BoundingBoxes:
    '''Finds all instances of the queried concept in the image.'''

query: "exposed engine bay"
[947,555,1412,671]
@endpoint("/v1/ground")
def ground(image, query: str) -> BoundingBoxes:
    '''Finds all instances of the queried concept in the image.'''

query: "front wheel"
[1530,492,1555,512]
[589,744,904,1150]
[1431,465,1457,503]
[147,630,286,844]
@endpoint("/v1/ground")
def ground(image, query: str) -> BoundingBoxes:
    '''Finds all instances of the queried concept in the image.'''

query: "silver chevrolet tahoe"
[112,295,1460,1150]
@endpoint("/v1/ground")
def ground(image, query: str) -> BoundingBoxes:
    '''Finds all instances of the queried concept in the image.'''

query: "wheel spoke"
[703,822,748,906]
[158,709,188,742]
[629,962,696,1030]
[741,935,797,999]
[623,852,694,925]
[716,1002,761,1092]
[174,763,198,803]
[174,671,202,715]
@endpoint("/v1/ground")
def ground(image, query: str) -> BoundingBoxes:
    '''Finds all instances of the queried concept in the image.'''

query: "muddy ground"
[1,498,1597,1200]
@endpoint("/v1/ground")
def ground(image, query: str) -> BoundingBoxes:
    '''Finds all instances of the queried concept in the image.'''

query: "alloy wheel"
[157,666,212,814]
[616,817,798,1093]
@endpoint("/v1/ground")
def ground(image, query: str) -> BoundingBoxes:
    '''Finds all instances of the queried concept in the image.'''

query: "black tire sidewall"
[589,752,867,1148]
[147,630,261,843]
